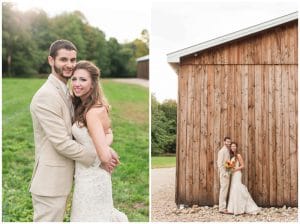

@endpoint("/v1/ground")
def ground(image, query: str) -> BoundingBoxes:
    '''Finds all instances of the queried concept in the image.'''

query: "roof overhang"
[136,55,149,62]
[167,11,298,65]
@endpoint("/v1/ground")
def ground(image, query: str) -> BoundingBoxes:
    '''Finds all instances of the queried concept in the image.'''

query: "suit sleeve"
[217,149,226,174]
[31,92,96,166]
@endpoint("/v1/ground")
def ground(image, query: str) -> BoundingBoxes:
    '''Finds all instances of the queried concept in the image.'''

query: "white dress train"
[70,123,128,222]
[227,158,261,215]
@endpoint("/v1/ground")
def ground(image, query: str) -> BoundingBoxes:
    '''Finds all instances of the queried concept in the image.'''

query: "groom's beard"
[53,63,73,80]
[53,64,73,84]
[54,64,65,78]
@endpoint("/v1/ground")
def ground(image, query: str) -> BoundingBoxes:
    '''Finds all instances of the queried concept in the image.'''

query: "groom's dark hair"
[49,39,77,59]
[224,136,231,141]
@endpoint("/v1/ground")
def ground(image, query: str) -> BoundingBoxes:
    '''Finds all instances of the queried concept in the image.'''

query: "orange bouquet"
[224,160,235,173]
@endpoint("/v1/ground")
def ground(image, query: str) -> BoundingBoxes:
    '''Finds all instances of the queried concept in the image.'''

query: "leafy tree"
[151,94,167,155]
[107,38,124,76]
[82,25,110,76]
[129,38,149,58]
[140,29,149,47]
[2,3,44,76]
[119,46,135,77]
[151,95,177,155]
[159,99,177,153]
[2,5,148,78]
[160,99,177,125]
[107,38,134,77]
[123,29,149,77]
[28,9,54,74]
[50,12,88,59]
[2,2,19,77]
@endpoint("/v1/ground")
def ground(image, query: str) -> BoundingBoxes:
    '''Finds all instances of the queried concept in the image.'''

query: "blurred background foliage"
[151,94,177,156]
[2,2,149,78]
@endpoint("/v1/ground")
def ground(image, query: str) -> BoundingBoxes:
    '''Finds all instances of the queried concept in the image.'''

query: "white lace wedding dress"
[70,123,128,222]
[227,158,260,215]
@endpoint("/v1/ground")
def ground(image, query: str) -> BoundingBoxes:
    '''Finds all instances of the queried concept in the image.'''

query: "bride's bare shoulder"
[86,106,108,121]
[236,153,244,161]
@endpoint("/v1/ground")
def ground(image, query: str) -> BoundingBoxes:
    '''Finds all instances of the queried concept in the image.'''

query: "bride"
[69,60,128,221]
[227,142,260,215]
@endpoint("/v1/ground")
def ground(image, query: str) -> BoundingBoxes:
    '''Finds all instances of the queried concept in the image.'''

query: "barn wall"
[137,60,149,79]
[181,21,298,65]
[176,21,298,206]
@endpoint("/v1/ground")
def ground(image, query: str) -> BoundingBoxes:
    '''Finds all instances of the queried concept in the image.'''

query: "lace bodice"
[230,157,239,167]
[72,122,101,169]
[70,123,128,222]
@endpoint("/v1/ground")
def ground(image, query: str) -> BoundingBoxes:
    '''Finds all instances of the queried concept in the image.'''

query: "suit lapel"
[48,74,72,112]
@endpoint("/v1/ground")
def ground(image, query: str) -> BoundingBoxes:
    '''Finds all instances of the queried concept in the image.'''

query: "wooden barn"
[167,12,298,207]
[136,55,149,79]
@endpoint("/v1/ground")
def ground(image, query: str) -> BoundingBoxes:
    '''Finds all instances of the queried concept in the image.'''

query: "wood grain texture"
[136,60,149,79]
[176,21,298,206]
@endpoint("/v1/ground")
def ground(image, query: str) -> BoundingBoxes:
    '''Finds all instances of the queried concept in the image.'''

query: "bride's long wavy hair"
[71,60,110,127]
[230,142,238,158]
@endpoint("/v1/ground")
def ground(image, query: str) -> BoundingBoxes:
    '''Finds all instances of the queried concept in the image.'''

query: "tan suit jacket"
[29,74,96,197]
[217,145,231,211]
[217,145,230,176]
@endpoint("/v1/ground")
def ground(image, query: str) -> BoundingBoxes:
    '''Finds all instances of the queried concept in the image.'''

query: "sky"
[151,0,298,102]
[6,0,150,43]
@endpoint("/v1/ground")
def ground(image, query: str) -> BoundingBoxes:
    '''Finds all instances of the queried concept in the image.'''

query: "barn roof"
[136,55,149,62]
[167,11,298,64]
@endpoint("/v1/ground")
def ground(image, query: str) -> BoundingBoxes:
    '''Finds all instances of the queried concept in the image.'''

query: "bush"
[151,95,177,155]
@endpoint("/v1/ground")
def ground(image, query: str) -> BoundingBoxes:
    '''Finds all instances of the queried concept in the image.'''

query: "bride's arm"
[234,154,245,172]
[86,107,112,166]
[105,129,120,164]
[105,128,113,146]
[101,113,120,165]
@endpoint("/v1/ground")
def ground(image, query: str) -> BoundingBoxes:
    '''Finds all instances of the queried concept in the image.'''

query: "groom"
[217,136,231,214]
[29,40,118,221]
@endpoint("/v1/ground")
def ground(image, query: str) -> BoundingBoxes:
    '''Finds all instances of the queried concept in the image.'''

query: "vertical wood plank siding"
[176,21,298,206]
[137,60,149,79]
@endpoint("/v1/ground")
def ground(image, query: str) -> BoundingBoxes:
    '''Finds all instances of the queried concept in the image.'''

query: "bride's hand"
[110,148,120,165]
[100,161,114,174]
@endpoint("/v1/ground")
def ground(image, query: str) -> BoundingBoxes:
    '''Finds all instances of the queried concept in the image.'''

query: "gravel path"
[110,78,149,88]
[151,167,298,222]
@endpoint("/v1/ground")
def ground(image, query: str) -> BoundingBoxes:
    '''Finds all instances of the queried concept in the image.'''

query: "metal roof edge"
[167,11,298,63]
[136,55,149,62]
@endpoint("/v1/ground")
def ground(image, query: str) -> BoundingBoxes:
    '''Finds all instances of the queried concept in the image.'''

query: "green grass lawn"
[151,156,176,169]
[2,78,149,222]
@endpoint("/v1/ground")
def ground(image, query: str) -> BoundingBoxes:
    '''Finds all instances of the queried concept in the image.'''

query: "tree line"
[151,94,177,155]
[2,3,149,78]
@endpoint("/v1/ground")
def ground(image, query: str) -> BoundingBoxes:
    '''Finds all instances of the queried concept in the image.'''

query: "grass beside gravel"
[151,156,176,169]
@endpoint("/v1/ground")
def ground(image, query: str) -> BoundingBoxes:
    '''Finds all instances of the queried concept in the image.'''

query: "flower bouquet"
[224,160,235,173]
